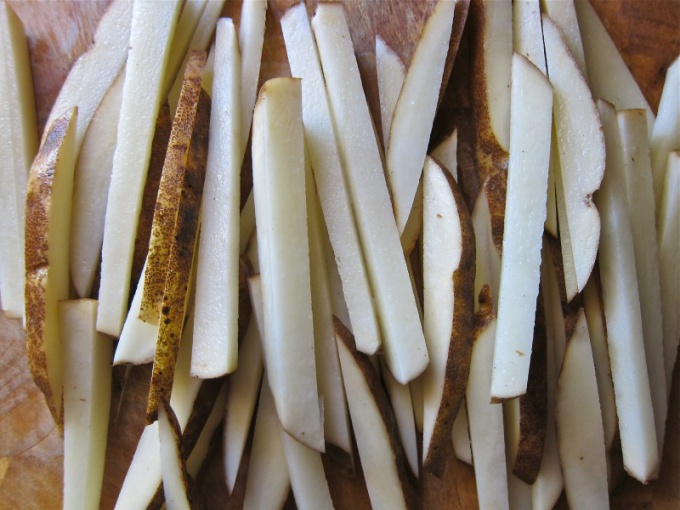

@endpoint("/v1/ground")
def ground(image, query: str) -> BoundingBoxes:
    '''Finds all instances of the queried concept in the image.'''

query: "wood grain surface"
[0,1,678,509]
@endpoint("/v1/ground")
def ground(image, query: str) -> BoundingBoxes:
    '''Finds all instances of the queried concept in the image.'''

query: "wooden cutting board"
[1,1,678,508]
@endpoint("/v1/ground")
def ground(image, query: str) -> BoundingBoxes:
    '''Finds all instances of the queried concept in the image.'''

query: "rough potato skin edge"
[146,83,211,424]
[24,107,77,428]
[333,317,420,510]
[422,161,476,478]
[140,51,207,325]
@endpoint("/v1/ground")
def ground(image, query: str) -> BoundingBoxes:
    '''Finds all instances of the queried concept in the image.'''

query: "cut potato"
[386,0,455,234]
[376,35,405,150]
[60,299,112,510]
[242,378,291,510]
[574,0,654,136]
[97,0,181,337]
[541,0,587,77]
[513,0,547,74]
[421,157,475,476]
[543,14,605,301]
[161,0,208,97]
[650,56,679,218]
[491,53,553,400]
[158,400,191,510]
[618,109,668,456]
[313,3,428,384]
[430,129,458,181]
[251,77,324,451]
[25,107,77,425]
[556,311,609,509]
[192,20,242,378]
[0,1,38,319]
[70,68,125,299]
[281,3,381,356]
[595,99,658,483]
[658,152,679,396]
[335,318,418,510]
[147,86,211,422]
[141,50,208,325]
[451,401,473,465]
[43,0,132,152]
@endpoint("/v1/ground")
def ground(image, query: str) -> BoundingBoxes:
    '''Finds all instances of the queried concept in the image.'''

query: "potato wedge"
[25,107,77,426]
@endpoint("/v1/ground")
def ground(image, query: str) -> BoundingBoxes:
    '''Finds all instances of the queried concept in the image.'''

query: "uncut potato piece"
[60,299,112,510]
[141,51,207,325]
[596,100,659,483]
[543,14,605,302]
[335,318,418,510]
[147,86,211,423]
[43,0,132,152]
[0,1,38,319]
[281,2,380,356]
[313,4,428,384]
[25,107,77,426]
[421,157,475,476]
[386,0,455,234]
[556,310,609,510]
[251,77,324,451]
[192,20,242,378]
[97,0,181,337]
[491,54,553,400]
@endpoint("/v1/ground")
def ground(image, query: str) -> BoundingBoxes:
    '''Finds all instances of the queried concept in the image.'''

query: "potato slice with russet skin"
[141,50,208,325]
[158,400,192,510]
[146,86,211,424]
[25,107,77,426]
[334,317,418,510]
[421,156,475,477]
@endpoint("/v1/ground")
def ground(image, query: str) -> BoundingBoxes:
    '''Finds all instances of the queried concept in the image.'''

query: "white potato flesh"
[186,381,228,479]
[166,0,226,113]
[61,299,112,510]
[114,259,157,365]
[280,425,334,510]
[251,78,324,451]
[158,403,191,510]
[658,152,680,396]
[430,129,458,181]
[618,109,668,456]
[382,361,419,477]
[114,315,201,510]
[337,336,411,510]
[192,19,242,378]
[556,312,609,510]
[313,4,428,384]
[595,100,659,483]
[491,54,553,400]
[451,402,473,465]
[376,35,406,150]
[582,279,617,453]
[386,0,455,233]
[471,185,501,307]
[542,0,587,77]
[223,314,263,492]
[98,0,181,337]
[466,318,510,510]
[0,1,37,319]
[650,56,680,217]
[543,15,605,301]
[243,379,291,510]
[281,3,381,355]
[513,0,547,74]
[161,0,208,97]
[70,68,124,298]
[574,0,654,136]
[422,157,462,456]
[238,0,267,153]
[43,0,132,152]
